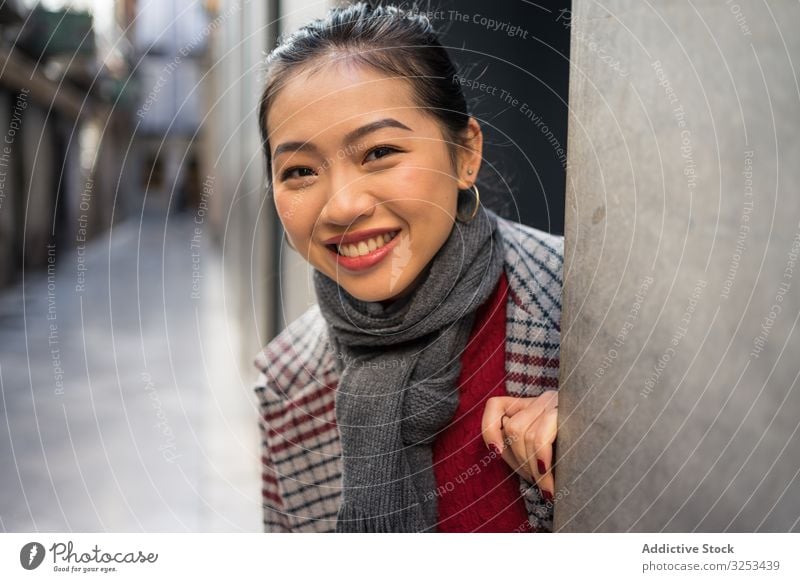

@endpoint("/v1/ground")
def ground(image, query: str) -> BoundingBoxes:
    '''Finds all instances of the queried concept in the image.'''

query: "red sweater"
[433,271,531,532]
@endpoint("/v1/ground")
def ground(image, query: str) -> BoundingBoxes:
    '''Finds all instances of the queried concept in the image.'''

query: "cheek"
[393,199,455,269]
[386,164,457,254]
[273,190,293,219]
[274,190,317,239]
[387,162,458,215]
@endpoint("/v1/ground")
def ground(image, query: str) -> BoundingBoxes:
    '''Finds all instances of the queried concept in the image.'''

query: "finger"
[499,442,533,481]
[527,408,558,500]
[481,396,527,453]
[497,395,532,417]
[506,390,557,424]
[502,409,539,471]
[499,394,554,463]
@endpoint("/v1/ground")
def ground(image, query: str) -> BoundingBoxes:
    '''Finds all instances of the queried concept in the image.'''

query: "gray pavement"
[0,211,261,532]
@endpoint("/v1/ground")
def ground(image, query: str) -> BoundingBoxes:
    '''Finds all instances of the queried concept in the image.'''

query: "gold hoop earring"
[457,183,481,223]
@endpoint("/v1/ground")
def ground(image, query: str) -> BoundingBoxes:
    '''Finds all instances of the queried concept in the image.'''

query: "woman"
[253,1,562,533]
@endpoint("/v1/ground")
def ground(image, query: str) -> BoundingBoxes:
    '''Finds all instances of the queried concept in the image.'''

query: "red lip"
[322,227,401,245]
[325,230,402,272]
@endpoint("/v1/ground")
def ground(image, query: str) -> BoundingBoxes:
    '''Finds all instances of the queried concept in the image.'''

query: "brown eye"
[364,146,399,163]
[281,167,315,181]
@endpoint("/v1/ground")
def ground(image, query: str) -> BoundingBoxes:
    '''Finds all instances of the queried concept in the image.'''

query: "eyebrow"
[272,118,413,160]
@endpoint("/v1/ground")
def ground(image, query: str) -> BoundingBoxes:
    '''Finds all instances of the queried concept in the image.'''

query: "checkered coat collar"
[254,216,563,532]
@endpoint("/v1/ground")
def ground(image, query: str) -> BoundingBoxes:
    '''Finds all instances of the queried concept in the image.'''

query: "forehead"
[266,60,421,141]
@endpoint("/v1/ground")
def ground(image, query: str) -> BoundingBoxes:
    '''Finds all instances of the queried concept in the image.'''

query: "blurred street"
[0,210,261,532]
[0,0,278,534]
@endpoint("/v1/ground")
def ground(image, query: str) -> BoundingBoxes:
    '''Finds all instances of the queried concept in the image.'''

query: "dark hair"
[257,1,472,185]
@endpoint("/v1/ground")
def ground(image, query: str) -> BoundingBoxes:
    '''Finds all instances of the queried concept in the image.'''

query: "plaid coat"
[253,216,563,532]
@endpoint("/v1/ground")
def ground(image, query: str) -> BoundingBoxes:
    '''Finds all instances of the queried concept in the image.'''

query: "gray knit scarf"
[313,204,504,533]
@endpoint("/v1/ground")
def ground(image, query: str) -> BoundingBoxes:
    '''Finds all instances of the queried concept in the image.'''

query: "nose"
[320,175,376,228]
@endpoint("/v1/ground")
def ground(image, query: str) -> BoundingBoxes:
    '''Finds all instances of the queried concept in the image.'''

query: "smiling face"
[265,59,482,303]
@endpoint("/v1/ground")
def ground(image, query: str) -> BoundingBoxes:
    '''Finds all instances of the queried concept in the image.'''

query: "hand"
[481,391,558,502]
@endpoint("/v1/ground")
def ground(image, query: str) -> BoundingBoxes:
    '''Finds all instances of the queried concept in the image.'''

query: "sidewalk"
[0,212,261,532]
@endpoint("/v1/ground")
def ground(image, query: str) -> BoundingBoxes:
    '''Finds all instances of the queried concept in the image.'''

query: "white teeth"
[337,231,398,257]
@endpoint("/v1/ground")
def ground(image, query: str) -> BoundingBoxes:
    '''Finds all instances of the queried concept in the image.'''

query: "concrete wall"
[556,0,800,532]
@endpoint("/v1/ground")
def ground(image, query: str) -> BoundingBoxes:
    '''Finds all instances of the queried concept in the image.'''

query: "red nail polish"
[537,459,547,475]
[542,489,554,503]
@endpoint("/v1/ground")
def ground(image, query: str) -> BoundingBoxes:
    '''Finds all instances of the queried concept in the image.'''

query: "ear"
[455,117,484,190]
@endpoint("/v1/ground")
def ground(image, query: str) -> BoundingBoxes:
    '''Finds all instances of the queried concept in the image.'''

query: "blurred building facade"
[131,0,209,214]
[0,0,138,286]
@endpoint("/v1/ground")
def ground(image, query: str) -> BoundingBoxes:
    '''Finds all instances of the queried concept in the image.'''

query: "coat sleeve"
[255,372,292,532]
